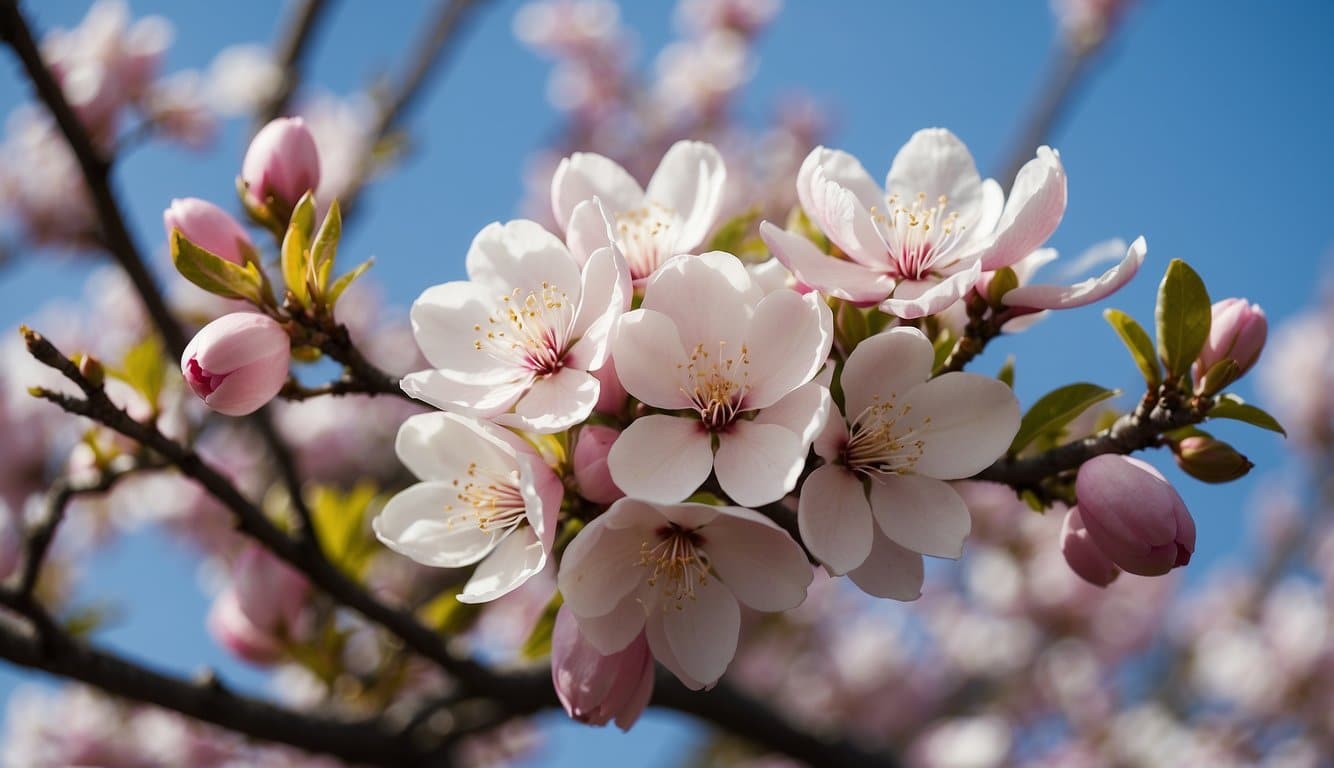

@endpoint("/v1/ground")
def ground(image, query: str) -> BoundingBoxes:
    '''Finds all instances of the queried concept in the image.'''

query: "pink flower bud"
[1060,507,1120,587]
[207,588,284,664]
[181,313,290,416]
[241,117,320,212]
[1198,298,1267,379]
[1075,455,1196,577]
[573,425,624,504]
[551,606,654,730]
[1173,435,1253,484]
[208,544,311,665]
[163,197,252,265]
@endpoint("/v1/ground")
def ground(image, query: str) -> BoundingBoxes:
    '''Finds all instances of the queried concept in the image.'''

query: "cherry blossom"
[373,412,562,603]
[799,327,1019,598]
[557,498,812,689]
[606,251,832,506]
[401,219,630,433]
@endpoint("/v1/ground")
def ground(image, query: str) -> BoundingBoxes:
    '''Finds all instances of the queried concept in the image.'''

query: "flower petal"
[804,165,889,268]
[703,506,812,611]
[568,245,631,371]
[885,129,984,227]
[610,309,692,409]
[869,474,971,559]
[660,576,740,689]
[570,595,648,656]
[565,197,616,267]
[465,219,582,298]
[841,327,933,418]
[1003,236,1146,310]
[755,381,831,450]
[552,152,644,230]
[880,260,981,319]
[847,530,925,601]
[742,289,833,409]
[644,140,726,251]
[759,222,894,303]
[797,146,884,217]
[458,527,546,604]
[497,367,599,434]
[607,415,713,503]
[901,372,1021,479]
[641,251,759,351]
[393,411,518,482]
[399,369,528,418]
[409,281,513,380]
[797,465,873,574]
[558,517,647,619]
[645,610,707,690]
[714,421,805,507]
[373,482,499,567]
[980,146,1067,271]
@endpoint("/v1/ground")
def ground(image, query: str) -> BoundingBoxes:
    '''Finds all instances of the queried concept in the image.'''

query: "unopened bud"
[1173,436,1253,484]
[1197,298,1267,386]
[573,425,624,504]
[1060,507,1120,587]
[76,353,105,387]
[1075,454,1195,577]
[240,117,320,220]
[164,197,253,266]
[181,313,290,416]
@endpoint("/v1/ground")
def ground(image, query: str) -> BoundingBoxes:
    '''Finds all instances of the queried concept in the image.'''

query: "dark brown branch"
[0,590,439,767]
[287,307,415,403]
[936,303,1020,375]
[254,0,336,126]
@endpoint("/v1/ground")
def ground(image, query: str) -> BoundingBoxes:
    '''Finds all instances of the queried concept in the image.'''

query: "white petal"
[644,140,726,251]
[373,482,499,567]
[568,246,630,371]
[880,260,981,319]
[607,415,713,503]
[571,594,647,655]
[797,465,873,575]
[409,281,512,380]
[1003,236,1146,310]
[518,452,564,555]
[703,506,812,611]
[552,152,644,230]
[869,474,971,559]
[981,146,1067,271]
[645,611,707,691]
[610,310,692,409]
[805,165,890,268]
[813,403,849,462]
[393,412,517,483]
[841,327,933,418]
[885,129,983,227]
[565,197,616,267]
[497,367,598,434]
[796,146,884,217]
[660,576,739,689]
[399,369,528,418]
[713,421,804,507]
[759,221,894,303]
[902,372,1021,479]
[458,527,546,603]
[641,252,759,351]
[847,530,925,601]
[465,219,582,298]
[558,516,648,619]
[755,381,831,450]
[742,289,833,409]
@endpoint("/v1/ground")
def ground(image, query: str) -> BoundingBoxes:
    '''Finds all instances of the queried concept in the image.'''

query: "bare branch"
[254,0,337,126]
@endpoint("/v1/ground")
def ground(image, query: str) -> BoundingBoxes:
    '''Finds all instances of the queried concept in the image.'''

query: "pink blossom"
[1198,298,1267,378]
[998,237,1147,311]
[551,605,653,729]
[1075,455,1195,576]
[573,425,624,504]
[558,498,812,689]
[163,197,252,266]
[181,313,290,416]
[208,544,311,665]
[607,251,832,506]
[241,117,321,212]
[1060,507,1120,587]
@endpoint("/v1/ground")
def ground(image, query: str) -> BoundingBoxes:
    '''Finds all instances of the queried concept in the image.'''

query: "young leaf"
[328,257,375,306]
[520,592,564,661]
[170,230,266,304]
[986,267,1019,308]
[706,207,760,256]
[1208,394,1287,436]
[281,193,317,305]
[1154,259,1211,380]
[997,356,1015,388]
[311,199,342,275]
[309,482,380,577]
[117,336,167,408]
[417,587,484,634]
[1103,308,1160,388]
[1010,382,1119,455]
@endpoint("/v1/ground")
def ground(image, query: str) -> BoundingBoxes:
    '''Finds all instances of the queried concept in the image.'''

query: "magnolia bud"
[163,197,252,265]
[573,425,624,504]
[181,313,290,416]
[1173,435,1253,484]
[241,117,320,215]
[1060,507,1120,587]
[551,606,654,731]
[1197,298,1267,384]
[1075,454,1196,577]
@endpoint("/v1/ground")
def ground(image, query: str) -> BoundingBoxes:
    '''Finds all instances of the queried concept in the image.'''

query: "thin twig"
[254,0,337,127]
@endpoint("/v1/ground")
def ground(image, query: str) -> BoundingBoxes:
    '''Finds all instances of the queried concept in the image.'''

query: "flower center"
[472,282,573,376]
[615,203,679,281]
[871,192,968,280]
[843,396,930,477]
[639,524,711,608]
[442,461,528,536]
[678,341,750,431]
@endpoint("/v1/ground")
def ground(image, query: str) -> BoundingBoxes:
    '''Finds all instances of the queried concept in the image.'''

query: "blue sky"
[0,1,1331,765]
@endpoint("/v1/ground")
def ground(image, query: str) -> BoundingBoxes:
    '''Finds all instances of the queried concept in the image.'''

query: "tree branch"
[254,0,337,127]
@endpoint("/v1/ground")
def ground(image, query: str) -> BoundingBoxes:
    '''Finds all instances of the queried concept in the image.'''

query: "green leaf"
[1154,259,1211,380]
[328,257,375,306]
[117,336,167,408]
[309,482,380,576]
[706,207,760,256]
[520,592,564,661]
[1103,308,1161,388]
[1011,382,1119,455]
[997,356,1015,388]
[932,329,956,371]
[311,199,342,273]
[1208,394,1286,436]
[170,230,266,304]
[987,267,1019,308]
[281,193,317,305]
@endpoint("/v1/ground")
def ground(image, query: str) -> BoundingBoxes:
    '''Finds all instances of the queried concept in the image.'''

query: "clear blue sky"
[0,1,1331,765]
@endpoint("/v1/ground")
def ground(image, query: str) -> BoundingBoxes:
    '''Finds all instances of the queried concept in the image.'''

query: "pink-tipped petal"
[1003,236,1146,310]
[980,146,1067,271]
[759,222,894,303]
[869,474,971,559]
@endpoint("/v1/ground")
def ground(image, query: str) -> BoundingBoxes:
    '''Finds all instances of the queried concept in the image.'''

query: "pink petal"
[885,129,984,226]
[518,453,563,555]
[558,518,648,619]
[571,595,648,655]
[813,404,849,463]
[607,415,713,503]
[398,370,529,418]
[645,610,707,691]
[610,310,692,410]
[552,152,644,231]
[847,530,925,600]
[880,261,982,319]
[742,289,832,409]
[804,165,890,268]
[458,527,546,604]
[497,367,599,434]
[1003,236,1146,310]
[754,381,831,450]
[714,421,805,507]
[373,482,499,567]
[644,140,726,251]
[980,146,1067,271]
[797,146,884,217]
[759,222,894,303]
[901,372,1021,480]
[841,327,934,418]
[660,576,740,689]
[703,506,812,611]
[797,465,873,575]
[408,281,515,382]
[869,474,971,559]
[641,252,759,351]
